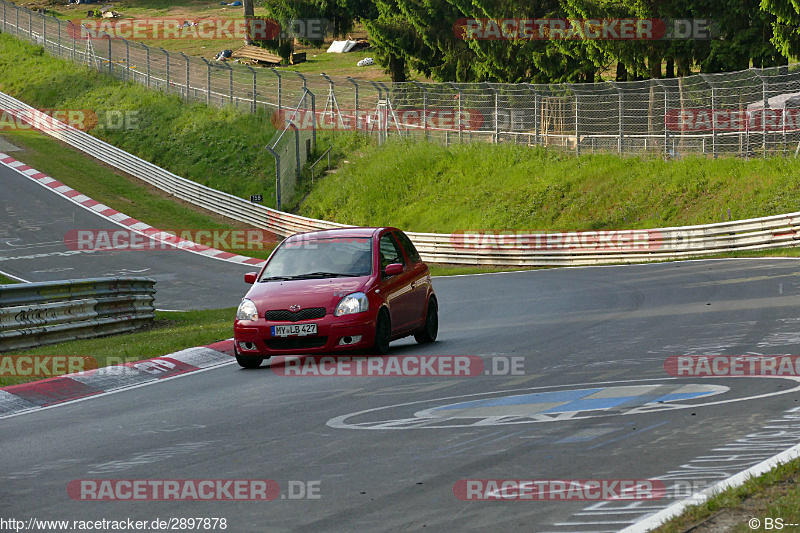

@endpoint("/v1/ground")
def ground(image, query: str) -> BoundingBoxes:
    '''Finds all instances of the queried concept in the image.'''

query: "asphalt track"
[0,162,256,310]
[5,254,800,531]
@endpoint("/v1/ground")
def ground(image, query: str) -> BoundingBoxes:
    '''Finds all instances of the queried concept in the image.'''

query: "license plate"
[271,324,318,337]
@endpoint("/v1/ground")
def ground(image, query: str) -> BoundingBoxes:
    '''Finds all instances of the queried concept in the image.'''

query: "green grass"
[0,33,279,206]
[0,274,20,284]
[653,458,800,532]
[300,138,800,233]
[0,307,236,387]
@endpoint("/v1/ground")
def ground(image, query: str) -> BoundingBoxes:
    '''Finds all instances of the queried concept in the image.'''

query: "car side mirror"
[244,272,258,284]
[384,263,403,276]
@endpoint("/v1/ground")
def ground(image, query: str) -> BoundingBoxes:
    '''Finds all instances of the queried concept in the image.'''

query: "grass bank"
[0,33,278,206]
[300,139,800,232]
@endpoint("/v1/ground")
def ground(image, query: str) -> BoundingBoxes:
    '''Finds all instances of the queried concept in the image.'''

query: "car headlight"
[334,292,369,317]
[236,298,259,321]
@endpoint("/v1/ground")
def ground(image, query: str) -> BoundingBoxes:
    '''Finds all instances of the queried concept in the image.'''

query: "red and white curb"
[0,339,235,419]
[0,152,267,268]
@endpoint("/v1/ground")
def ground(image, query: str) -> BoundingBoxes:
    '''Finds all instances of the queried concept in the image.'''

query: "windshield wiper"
[291,271,360,279]
[259,275,294,282]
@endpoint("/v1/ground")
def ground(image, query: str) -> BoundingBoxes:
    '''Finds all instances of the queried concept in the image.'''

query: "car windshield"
[259,237,373,281]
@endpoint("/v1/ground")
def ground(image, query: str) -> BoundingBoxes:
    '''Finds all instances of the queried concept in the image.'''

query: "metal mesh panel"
[4,0,800,180]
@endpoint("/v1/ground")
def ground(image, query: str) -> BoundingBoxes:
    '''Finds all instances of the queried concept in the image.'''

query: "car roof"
[285,227,392,240]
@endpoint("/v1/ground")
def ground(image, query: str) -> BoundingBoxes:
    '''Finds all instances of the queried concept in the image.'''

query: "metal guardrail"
[1,90,799,267]
[0,277,156,352]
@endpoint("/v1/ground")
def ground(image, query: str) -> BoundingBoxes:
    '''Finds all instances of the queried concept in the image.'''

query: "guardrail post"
[346,77,359,131]
[179,52,189,99]
[246,65,257,112]
[271,68,281,112]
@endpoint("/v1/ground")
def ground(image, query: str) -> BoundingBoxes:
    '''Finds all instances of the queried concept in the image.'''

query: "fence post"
[179,52,190,99]
[570,85,579,156]
[124,40,129,83]
[28,9,31,39]
[290,123,300,183]
[307,88,316,152]
[524,84,540,146]
[655,79,669,157]
[320,73,339,131]
[201,57,211,104]
[346,77,359,131]
[264,145,281,210]
[159,47,169,90]
[246,65,257,112]
[144,44,150,87]
[41,11,46,50]
[610,81,624,154]
[271,68,282,112]
[485,83,498,143]
[700,73,717,158]
[107,35,112,75]
[413,81,428,140]
[755,70,768,154]
[2,2,5,34]
[71,21,76,60]
[228,62,233,104]
[57,16,60,56]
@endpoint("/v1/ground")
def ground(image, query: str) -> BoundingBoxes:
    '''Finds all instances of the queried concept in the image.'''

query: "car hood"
[246,277,369,313]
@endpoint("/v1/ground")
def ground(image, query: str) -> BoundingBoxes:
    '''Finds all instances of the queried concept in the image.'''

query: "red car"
[233,227,438,368]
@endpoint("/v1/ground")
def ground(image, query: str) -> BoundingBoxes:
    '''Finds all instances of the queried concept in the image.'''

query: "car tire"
[372,309,391,355]
[235,347,263,369]
[414,297,438,344]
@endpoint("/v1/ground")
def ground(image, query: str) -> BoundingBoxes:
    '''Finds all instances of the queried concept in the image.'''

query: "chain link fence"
[3,0,800,205]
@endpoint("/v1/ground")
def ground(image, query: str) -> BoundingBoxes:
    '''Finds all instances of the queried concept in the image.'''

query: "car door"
[377,231,416,333]
[392,230,429,328]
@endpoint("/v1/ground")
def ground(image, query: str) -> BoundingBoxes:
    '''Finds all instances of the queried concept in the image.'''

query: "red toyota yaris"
[233,227,438,368]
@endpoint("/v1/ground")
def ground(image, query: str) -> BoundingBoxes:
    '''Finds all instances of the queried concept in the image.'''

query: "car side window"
[379,234,405,270]
[394,231,421,263]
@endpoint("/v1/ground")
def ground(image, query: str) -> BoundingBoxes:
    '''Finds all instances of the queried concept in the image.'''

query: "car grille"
[265,307,326,322]
[266,336,328,350]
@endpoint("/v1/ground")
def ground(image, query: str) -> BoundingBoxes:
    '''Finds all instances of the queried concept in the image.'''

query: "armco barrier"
[0,277,156,352]
[1,91,799,266]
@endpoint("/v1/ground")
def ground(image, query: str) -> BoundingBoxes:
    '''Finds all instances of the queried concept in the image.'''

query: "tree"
[243,0,254,45]
[760,0,800,61]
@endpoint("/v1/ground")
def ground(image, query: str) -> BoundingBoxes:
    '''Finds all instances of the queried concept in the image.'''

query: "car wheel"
[234,346,264,369]
[372,309,391,355]
[414,297,438,344]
